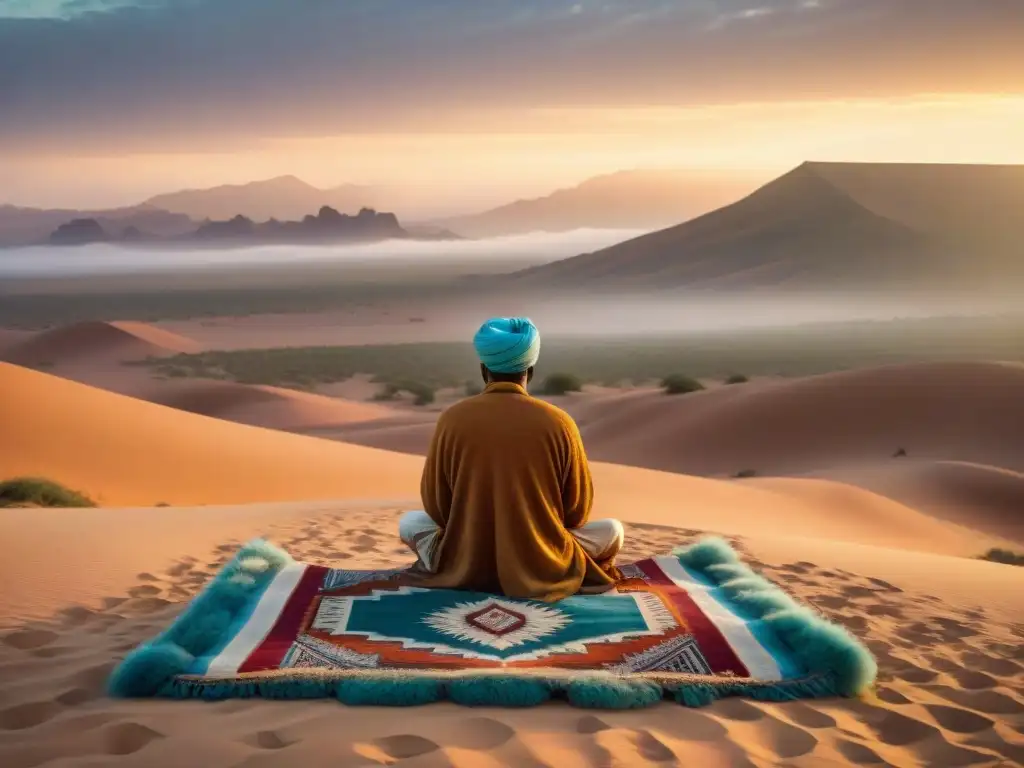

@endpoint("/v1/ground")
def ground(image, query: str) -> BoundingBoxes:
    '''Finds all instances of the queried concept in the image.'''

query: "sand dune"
[0,504,1021,767]
[577,361,1024,476]
[807,460,1024,544]
[2,357,1021,767]
[0,363,422,507]
[323,362,1024,477]
[145,380,398,431]
[1,362,1012,560]
[2,321,200,367]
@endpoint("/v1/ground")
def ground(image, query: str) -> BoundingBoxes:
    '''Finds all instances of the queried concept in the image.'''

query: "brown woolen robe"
[419,381,617,602]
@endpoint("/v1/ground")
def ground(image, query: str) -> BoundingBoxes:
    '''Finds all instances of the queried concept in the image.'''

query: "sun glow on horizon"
[6,93,1023,211]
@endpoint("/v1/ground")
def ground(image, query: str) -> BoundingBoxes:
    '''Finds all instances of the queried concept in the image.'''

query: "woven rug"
[109,537,876,709]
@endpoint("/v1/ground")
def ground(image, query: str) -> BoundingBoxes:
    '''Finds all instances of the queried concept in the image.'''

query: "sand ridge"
[2,321,201,367]
[1,362,1014,559]
[0,506,1021,768]
[145,380,399,432]
[0,362,422,507]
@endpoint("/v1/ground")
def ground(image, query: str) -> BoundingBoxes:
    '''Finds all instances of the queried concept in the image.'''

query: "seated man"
[399,317,624,602]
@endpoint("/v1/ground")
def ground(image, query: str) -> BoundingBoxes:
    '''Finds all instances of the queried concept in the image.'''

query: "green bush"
[661,374,705,395]
[725,373,749,384]
[978,548,1024,566]
[404,382,436,406]
[371,383,401,401]
[540,372,583,396]
[372,381,435,405]
[0,477,95,508]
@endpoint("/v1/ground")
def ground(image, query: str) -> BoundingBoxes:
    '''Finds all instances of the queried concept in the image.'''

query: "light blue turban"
[473,317,541,374]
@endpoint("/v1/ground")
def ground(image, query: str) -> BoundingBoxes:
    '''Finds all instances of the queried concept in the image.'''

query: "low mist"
[0,229,648,279]
[478,293,1022,339]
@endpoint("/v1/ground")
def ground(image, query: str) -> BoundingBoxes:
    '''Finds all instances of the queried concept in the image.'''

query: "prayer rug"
[109,537,876,709]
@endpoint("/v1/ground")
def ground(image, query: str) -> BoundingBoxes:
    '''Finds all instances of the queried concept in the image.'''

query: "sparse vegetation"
[661,374,705,395]
[404,381,436,406]
[371,380,434,405]
[733,469,758,479]
[372,383,401,401]
[540,372,583,396]
[725,373,749,384]
[126,313,1024,393]
[0,477,95,508]
[978,548,1024,566]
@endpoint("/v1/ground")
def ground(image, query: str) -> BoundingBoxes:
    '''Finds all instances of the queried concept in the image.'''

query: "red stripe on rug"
[634,558,750,678]
[238,565,329,674]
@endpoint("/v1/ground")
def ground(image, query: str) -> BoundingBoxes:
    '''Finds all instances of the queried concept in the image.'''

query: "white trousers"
[398,510,625,573]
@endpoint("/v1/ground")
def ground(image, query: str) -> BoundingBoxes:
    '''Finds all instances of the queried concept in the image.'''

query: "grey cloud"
[1,0,1021,153]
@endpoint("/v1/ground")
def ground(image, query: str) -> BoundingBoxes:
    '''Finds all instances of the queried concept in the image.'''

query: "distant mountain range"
[0,204,194,248]
[0,169,762,247]
[143,175,381,223]
[431,170,760,238]
[47,206,418,247]
[509,162,1024,291]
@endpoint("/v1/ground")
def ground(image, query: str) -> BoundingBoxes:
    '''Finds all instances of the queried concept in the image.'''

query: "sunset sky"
[2,0,1023,211]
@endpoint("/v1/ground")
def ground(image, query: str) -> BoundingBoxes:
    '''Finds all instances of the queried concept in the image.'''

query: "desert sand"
[1,358,1023,766]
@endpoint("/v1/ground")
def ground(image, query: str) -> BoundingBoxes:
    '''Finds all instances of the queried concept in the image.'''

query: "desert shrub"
[464,380,483,397]
[162,365,190,378]
[0,477,95,508]
[372,382,401,401]
[978,548,1024,566]
[661,374,705,395]
[540,372,583,396]
[733,469,758,479]
[725,373,749,385]
[403,381,436,406]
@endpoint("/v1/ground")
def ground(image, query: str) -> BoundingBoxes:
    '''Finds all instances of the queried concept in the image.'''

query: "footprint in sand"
[2,628,58,650]
[0,701,63,730]
[835,737,886,765]
[875,687,913,705]
[931,685,1024,716]
[444,717,516,751]
[712,699,765,722]
[923,704,994,734]
[102,722,165,756]
[865,577,903,593]
[576,715,611,734]
[841,585,879,600]
[948,669,998,690]
[127,584,162,599]
[782,702,839,729]
[665,711,728,742]
[867,709,941,747]
[366,733,440,760]
[632,729,676,762]
[960,650,1021,677]
[350,534,379,554]
[165,561,193,577]
[244,729,296,750]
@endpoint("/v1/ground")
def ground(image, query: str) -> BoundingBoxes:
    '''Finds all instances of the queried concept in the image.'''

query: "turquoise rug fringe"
[108,537,877,709]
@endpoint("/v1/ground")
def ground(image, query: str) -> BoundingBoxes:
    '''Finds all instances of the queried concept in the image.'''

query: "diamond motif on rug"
[465,604,527,635]
[422,598,571,650]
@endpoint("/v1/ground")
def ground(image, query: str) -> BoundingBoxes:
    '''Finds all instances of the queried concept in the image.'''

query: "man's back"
[419,381,616,601]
